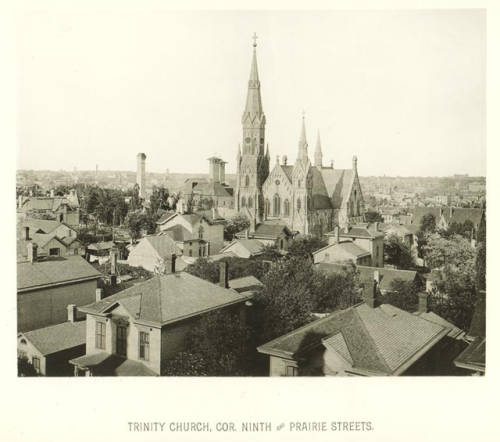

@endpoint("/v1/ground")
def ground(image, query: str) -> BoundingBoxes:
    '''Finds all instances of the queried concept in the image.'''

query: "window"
[285,366,298,376]
[139,332,150,361]
[280,239,284,249]
[248,196,253,208]
[245,175,250,187]
[116,325,127,357]
[298,179,302,187]
[241,196,246,207]
[189,249,192,257]
[198,225,204,240]
[265,199,270,217]
[95,322,106,350]
[376,246,379,257]
[49,248,60,256]
[357,200,360,216]
[32,356,40,373]
[273,194,281,216]
[296,198,301,212]
[284,199,290,217]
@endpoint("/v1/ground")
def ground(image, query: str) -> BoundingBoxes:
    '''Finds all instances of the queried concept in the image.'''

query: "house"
[228,275,264,295]
[335,223,385,267]
[127,234,186,272]
[220,238,265,259]
[235,222,294,251]
[454,290,486,375]
[86,241,115,263]
[312,241,372,266]
[257,282,463,376]
[17,220,84,260]
[69,262,251,376]
[17,305,86,376]
[17,249,102,332]
[157,209,225,255]
[315,263,420,295]
[18,191,80,227]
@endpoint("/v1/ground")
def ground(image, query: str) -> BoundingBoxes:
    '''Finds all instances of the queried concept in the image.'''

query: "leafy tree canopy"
[365,210,384,223]
[384,235,414,270]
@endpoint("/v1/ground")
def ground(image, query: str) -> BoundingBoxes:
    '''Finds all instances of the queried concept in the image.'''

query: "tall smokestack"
[136,153,147,199]
[219,161,226,183]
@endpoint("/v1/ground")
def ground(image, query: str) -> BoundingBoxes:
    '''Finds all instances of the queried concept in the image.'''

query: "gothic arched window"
[241,196,246,208]
[248,196,253,208]
[265,199,270,217]
[357,200,360,216]
[298,179,302,188]
[245,175,250,187]
[297,198,301,212]
[284,199,290,217]
[273,194,281,216]
[198,225,204,240]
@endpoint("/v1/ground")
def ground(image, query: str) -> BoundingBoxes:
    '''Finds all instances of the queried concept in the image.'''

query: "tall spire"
[314,130,323,167]
[297,112,309,162]
[243,33,263,118]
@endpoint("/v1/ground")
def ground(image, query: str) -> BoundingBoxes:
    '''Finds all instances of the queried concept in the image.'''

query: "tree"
[162,310,251,376]
[253,257,317,343]
[125,211,157,241]
[312,263,361,312]
[420,213,437,233]
[185,256,269,283]
[384,235,414,269]
[475,214,486,291]
[287,236,327,259]
[224,214,250,241]
[149,186,170,214]
[422,233,475,271]
[365,210,384,223]
[18,356,38,377]
[380,278,420,312]
[443,220,474,239]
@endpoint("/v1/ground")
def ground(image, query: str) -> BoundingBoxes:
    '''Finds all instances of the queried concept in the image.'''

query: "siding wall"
[18,279,98,332]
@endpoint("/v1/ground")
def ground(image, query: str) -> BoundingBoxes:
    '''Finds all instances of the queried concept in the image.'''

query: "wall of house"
[269,355,298,376]
[17,335,46,375]
[199,221,224,255]
[63,210,80,228]
[85,312,162,375]
[127,240,161,272]
[18,279,98,332]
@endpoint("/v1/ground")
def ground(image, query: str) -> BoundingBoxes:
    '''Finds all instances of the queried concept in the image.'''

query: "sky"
[16,9,485,177]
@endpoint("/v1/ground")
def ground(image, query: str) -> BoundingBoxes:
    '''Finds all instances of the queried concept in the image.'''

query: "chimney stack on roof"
[282,155,288,166]
[418,292,429,314]
[363,271,380,308]
[27,242,37,263]
[24,226,30,241]
[219,261,229,289]
[330,160,334,168]
[67,304,77,322]
[50,189,55,198]
[96,288,103,302]
[166,253,177,274]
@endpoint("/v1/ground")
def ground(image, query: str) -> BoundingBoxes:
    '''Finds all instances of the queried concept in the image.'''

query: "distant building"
[70,264,251,376]
[18,191,80,227]
[235,223,294,251]
[127,235,187,272]
[136,153,146,199]
[220,238,265,259]
[17,253,102,332]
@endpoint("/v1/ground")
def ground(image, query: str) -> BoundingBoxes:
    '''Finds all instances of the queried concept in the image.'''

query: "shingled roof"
[258,302,449,376]
[20,320,86,355]
[79,272,249,326]
[17,256,102,292]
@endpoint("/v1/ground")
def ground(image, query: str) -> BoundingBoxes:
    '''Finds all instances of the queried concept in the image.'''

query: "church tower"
[235,34,269,222]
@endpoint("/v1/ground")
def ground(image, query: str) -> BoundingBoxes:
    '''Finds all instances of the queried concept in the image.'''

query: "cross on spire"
[252,32,258,48]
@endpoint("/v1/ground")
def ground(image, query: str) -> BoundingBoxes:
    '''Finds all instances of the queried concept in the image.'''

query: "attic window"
[20,338,27,345]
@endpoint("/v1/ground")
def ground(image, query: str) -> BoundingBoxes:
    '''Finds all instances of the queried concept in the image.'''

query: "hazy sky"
[17,10,485,176]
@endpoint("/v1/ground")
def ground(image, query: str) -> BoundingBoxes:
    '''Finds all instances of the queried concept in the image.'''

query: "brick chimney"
[219,261,229,288]
[96,288,103,302]
[110,248,118,275]
[282,155,288,166]
[67,304,77,322]
[24,226,30,240]
[418,292,429,313]
[27,242,37,263]
[363,271,380,308]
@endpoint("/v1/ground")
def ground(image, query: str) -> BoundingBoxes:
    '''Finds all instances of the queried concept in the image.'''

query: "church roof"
[319,168,355,209]
[192,181,233,198]
[242,42,264,121]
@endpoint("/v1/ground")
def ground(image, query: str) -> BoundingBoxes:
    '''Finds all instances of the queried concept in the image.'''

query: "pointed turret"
[297,114,309,162]
[314,130,323,167]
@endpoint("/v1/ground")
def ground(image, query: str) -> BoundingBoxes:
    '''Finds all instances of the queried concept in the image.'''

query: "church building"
[235,35,365,236]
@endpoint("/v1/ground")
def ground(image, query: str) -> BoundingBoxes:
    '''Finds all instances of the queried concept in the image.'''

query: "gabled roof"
[156,211,176,225]
[315,263,417,292]
[319,168,354,208]
[409,207,443,229]
[310,167,333,209]
[143,235,180,258]
[220,238,265,256]
[192,181,233,198]
[22,219,71,235]
[18,256,102,292]
[453,337,486,373]
[313,241,370,262]
[258,302,449,376]
[79,272,249,326]
[21,320,86,355]
[251,223,292,239]
[442,207,484,227]
[70,352,158,376]
[340,223,385,239]
[279,165,294,182]
[163,224,191,242]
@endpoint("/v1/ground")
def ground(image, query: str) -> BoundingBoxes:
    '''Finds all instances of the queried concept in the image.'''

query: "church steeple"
[297,113,309,162]
[243,33,264,121]
[314,130,323,167]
